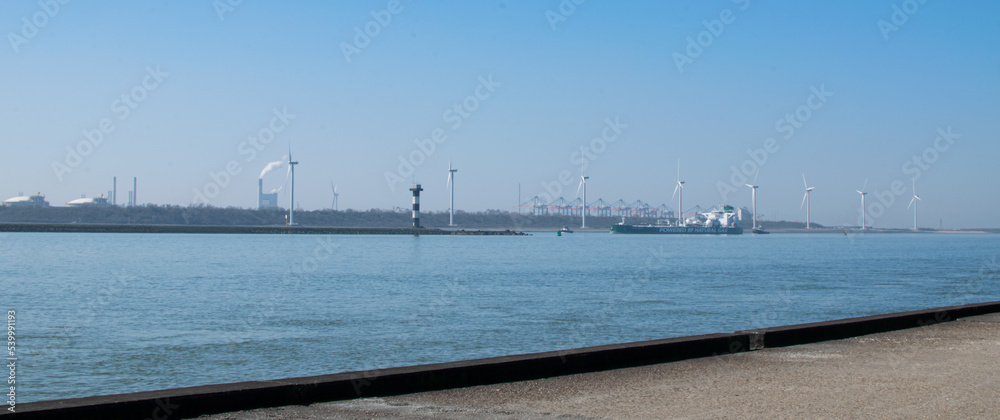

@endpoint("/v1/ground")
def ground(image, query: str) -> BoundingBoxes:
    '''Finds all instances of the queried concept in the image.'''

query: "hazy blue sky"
[1,0,998,228]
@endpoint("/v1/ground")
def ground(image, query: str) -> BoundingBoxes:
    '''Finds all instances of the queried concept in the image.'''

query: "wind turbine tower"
[672,162,685,226]
[288,151,299,226]
[447,162,458,227]
[745,171,759,230]
[857,179,868,230]
[802,174,815,229]
[331,182,339,211]
[577,174,589,229]
[908,180,921,231]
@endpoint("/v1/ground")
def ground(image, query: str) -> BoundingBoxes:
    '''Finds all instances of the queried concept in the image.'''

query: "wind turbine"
[802,174,815,229]
[745,170,759,231]
[447,161,458,226]
[908,180,921,231]
[577,174,589,229]
[331,182,339,211]
[856,178,868,230]
[288,147,299,226]
[672,161,685,226]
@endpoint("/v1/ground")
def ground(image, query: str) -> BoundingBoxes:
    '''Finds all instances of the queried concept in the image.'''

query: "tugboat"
[559,226,574,234]
[611,206,744,235]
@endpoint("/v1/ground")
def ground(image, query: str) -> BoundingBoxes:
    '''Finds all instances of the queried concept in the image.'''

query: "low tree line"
[0,205,829,230]
[0,205,632,229]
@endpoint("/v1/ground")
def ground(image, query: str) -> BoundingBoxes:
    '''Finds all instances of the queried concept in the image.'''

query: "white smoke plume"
[259,156,287,179]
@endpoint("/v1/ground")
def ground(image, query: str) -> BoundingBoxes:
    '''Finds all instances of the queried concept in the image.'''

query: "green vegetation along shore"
[0,223,527,235]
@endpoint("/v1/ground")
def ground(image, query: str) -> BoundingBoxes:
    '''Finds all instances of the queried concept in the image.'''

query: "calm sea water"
[2,231,999,403]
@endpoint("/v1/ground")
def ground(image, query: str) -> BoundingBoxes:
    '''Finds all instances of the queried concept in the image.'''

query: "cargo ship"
[610,205,744,235]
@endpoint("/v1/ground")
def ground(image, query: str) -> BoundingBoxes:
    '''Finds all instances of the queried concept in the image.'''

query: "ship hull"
[610,225,743,235]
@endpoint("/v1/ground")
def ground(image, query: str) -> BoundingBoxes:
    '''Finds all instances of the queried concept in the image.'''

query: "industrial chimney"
[258,178,263,210]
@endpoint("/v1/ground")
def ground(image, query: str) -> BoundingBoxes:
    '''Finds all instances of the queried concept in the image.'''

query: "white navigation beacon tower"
[410,183,423,228]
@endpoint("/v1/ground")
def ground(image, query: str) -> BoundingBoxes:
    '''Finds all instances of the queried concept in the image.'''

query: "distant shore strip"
[0,223,527,235]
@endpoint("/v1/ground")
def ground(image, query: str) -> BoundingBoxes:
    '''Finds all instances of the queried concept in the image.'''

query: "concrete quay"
[8,302,999,419]
[200,313,1000,419]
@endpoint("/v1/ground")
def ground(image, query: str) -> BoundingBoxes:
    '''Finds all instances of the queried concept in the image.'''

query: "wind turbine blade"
[672,185,679,200]
[803,174,808,189]
[752,169,759,186]
[278,164,290,193]
[576,179,583,198]
[856,190,863,195]
[862,178,868,192]
[908,197,915,209]
[802,192,808,209]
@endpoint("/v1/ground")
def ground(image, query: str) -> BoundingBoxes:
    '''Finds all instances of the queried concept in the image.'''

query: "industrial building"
[2,193,50,207]
[517,197,677,218]
[66,195,111,207]
[258,179,278,209]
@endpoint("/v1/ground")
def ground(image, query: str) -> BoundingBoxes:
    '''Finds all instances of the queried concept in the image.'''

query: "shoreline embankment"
[8,301,1000,420]
[0,223,526,235]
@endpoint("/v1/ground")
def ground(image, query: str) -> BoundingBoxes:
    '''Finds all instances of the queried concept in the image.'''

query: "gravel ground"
[198,314,1000,419]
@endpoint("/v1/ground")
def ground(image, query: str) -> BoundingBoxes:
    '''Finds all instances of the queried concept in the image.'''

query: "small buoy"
[557,231,562,236]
